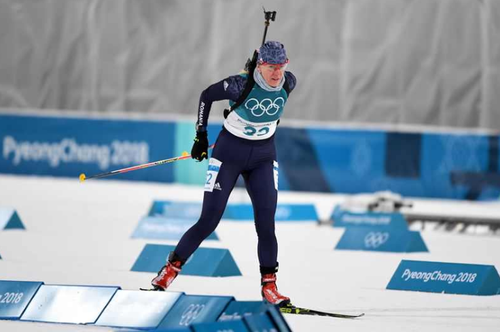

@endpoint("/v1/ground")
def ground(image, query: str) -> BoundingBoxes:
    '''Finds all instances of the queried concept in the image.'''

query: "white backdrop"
[0,0,499,129]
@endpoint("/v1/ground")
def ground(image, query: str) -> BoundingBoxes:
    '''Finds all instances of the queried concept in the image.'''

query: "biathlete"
[151,41,297,306]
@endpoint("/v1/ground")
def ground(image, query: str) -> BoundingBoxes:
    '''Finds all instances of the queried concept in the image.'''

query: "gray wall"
[1,0,499,129]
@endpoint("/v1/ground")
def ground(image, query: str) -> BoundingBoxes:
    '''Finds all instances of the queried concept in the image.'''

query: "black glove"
[191,130,208,161]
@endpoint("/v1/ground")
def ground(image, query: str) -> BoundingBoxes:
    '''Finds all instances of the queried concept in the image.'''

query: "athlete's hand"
[191,130,208,161]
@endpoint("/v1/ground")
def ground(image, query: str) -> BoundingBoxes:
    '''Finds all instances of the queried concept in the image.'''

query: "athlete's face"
[258,63,287,87]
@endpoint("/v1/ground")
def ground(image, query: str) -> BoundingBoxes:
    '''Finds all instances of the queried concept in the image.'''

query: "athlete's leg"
[243,160,278,268]
[174,160,240,260]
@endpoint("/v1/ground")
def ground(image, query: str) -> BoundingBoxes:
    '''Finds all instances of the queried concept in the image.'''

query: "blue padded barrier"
[20,284,119,324]
[331,206,408,230]
[132,244,241,277]
[95,290,183,329]
[192,319,249,332]
[387,260,500,296]
[131,216,218,241]
[335,227,428,253]
[0,280,43,320]
[0,208,25,230]
[157,294,233,329]
[222,203,318,222]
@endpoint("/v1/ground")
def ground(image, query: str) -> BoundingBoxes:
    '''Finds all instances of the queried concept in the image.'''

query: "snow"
[0,174,499,332]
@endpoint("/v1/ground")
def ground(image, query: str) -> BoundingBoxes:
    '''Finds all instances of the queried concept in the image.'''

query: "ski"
[139,287,163,291]
[280,304,364,319]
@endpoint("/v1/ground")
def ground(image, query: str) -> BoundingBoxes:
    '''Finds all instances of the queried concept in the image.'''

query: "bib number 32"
[243,126,269,137]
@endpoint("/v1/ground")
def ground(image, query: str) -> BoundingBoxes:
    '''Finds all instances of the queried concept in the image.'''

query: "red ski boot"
[261,273,291,307]
[151,253,184,291]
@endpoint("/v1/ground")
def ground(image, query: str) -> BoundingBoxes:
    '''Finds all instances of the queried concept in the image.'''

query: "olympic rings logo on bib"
[244,97,285,117]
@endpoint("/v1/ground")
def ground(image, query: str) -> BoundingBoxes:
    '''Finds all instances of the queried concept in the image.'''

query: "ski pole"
[79,144,215,182]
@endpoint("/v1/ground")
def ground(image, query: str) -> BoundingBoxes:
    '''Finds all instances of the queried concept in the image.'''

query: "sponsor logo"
[198,102,205,125]
[401,268,477,285]
[341,214,391,225]
[364,232,390,248]
[244,97,285,117]
[179,304,206,326]
[2,136,148,170]
[214,182,222,191]
[223,80,229,91]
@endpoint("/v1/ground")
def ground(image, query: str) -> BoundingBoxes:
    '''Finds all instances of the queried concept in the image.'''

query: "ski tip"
[79,173,86,182]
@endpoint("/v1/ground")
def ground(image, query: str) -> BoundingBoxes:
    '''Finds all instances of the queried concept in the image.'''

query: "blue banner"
[0,114,175,182]
[131,244,241,277]
[3,112,499,200]
[331,206,408,230]
[223,203,318,222]
[0,208,25,230]
[387,260,500,295]
[335,228,428,253]
[131,216,218,241]
[148,201,202,219]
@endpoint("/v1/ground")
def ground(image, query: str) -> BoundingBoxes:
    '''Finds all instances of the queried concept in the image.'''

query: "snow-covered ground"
[0,174,499,332]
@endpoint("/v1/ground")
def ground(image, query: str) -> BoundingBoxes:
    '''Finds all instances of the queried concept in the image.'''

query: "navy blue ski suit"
[174,71,296,270]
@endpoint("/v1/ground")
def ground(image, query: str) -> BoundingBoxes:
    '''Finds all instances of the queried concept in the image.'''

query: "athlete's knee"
[191,216,220,237]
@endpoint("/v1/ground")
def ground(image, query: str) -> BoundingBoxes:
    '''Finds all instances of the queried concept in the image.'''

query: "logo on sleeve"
[223,81,229,91]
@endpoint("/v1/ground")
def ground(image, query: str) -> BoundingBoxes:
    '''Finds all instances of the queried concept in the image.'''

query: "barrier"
[387,260,500,296]
[218,301,271,321]
[217,301,290,332]
[331,206,408,230]
[335,227,428,253]
[0,281,43,320]
[157,294,233,329]
[0,208,25,230]
[192,319,249,332]
[20,285,119,324]
[2,112,500,200]
[94,290,183,329]
[148,201,202,219]
[243,312,282,332]
[131,216,218,241]
[131,244,242,277]
[223,203,318,222]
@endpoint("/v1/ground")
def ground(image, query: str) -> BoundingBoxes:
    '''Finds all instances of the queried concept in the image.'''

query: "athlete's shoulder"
[222,74,249,97]
[284,71,297,92]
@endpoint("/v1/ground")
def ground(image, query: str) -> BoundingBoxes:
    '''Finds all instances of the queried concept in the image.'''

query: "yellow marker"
[182,151,189,157]
[79,173,86,182]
